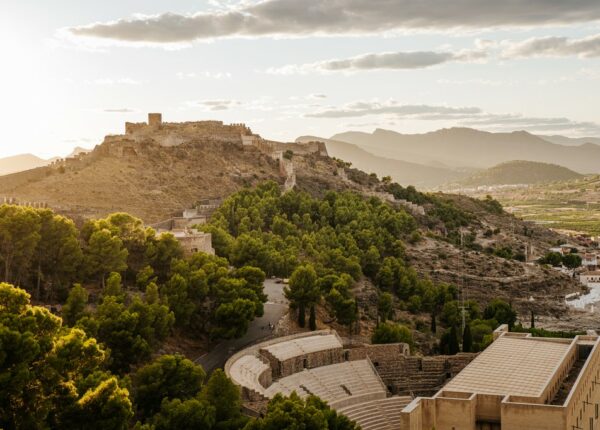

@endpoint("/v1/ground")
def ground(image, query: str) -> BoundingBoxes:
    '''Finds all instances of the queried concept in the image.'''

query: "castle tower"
[148,113,162,127]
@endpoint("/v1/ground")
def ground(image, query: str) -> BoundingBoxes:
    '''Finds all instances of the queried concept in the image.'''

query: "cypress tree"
[530,310,535,329]
[462,324,473,353]
[448,326,460,355]
[298,302,306,328]
[309,305,317,331]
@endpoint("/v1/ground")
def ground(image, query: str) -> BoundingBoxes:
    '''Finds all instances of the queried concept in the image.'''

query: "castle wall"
[176,232,214,256]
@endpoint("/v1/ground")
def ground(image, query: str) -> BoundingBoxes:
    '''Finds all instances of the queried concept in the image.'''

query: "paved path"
[195,278,288,373]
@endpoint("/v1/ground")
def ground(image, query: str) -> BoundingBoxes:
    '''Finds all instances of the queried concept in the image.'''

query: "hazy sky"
[2,0,600,158]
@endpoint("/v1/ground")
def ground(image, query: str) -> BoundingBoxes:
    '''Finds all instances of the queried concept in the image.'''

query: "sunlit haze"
[1,1,599,158]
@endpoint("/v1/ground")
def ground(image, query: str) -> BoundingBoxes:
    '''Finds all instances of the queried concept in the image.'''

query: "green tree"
[309,304,317,331]
[539,251,563,267]
[63,283,89,326]
[199,369,246,430]
[61,377,133,430]
[245,393,358,430]
[146,232,184,281]
[211,299,257,339]
[136,265,157,290]
[104,272,125,300]
[85,229,128,286]
[371,322,413,345]
[33,209,83,301]
[160,274,194,327]
[448,326,460,355]
[484,299,517,328]
[153,398,216,430]
[563,253,582,270]
[462,323,473,353]
[378,292,394,323]
[0,205,41,284]
[285,264,320,327]
[132,354,206,419]
[0,283,127,429]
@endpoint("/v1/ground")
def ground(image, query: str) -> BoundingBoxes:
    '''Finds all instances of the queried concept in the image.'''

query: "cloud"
[103,108,135,113]
[503,33,600,58]
[68,1,600,43]
[306,101,481,119]
[461,114,600,134]
[305,99,600,135]
[192,99,241,111]
[269,48,486,74]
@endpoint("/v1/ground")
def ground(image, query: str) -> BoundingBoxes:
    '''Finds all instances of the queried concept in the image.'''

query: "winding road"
[195,278,288,373]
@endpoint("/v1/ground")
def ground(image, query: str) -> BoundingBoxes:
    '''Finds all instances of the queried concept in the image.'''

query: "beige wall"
[501,402,565,430]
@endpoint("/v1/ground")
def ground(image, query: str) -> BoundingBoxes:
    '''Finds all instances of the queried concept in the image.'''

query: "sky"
[1,0,600,158]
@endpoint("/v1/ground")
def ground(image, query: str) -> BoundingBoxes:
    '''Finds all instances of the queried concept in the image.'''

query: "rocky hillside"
[0,129,365,223]
[455,160,583,187]
[0,121,584,327]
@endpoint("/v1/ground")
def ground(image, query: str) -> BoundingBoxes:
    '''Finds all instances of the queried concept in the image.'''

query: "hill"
[455,160,584,187]
[331,127,600,173]
[0,115,586,331]
[0,118,360,223]
[296,135,468,188]
[0,153,50,176]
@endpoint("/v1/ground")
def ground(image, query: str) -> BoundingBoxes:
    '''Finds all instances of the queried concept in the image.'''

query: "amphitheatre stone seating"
[261,333,342,361]
[265,360,387,407]
[228,354,270,397]
[336,396,413,430]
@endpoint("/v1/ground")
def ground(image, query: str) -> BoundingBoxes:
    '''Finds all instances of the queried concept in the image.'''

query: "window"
[303,359,308,369]
[595,404,598,419]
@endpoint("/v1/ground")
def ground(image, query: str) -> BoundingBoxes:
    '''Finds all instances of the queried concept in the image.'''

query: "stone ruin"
[96,114,329,182]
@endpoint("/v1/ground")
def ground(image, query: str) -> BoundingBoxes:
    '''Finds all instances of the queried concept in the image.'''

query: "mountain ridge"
[330,127,600,173]
[452,160,584,187]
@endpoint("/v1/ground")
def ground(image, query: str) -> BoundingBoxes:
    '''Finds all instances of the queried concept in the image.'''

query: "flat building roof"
[443,336,571,398]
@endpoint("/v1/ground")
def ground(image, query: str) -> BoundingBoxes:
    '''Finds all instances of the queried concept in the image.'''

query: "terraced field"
[462,175,600,236]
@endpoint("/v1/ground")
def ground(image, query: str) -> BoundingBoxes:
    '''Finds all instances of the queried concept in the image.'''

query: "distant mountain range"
[454,160,584,187]
[539,135,600,146]
[0,154,50,176]
[296,135,470,188]
[329,127,600,173]
[3,127,600,189]
[0,147,90,177]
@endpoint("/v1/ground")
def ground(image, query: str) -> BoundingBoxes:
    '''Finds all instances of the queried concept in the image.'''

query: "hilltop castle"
[97,113,327,160]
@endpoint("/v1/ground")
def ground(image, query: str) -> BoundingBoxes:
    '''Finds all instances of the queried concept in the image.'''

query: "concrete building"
[580,270,600,288]
[583,253,599,270]
[400,325,600,430]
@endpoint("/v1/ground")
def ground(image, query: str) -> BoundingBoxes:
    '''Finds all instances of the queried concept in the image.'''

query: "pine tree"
[309,305,316,331]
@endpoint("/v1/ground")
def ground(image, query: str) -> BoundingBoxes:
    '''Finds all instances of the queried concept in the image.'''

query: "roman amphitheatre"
[226,327,600,430]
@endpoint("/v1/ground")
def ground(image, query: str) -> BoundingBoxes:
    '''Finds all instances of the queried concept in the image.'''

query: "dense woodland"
[0,181,521,429]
